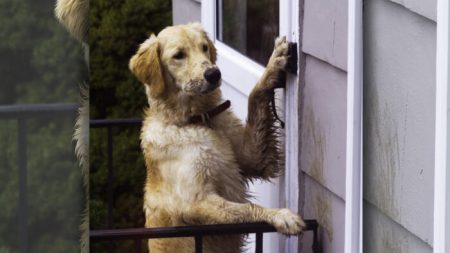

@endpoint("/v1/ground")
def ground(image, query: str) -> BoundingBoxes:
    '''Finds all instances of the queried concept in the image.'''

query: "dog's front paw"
[270,209,306,235]
[268,36,289,71]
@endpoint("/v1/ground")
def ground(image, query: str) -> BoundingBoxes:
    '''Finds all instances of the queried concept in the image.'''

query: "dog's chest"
[143,122,242,190]
[162,128,237,177]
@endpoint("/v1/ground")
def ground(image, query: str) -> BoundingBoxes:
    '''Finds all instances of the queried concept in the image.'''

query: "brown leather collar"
[188,100,231,125]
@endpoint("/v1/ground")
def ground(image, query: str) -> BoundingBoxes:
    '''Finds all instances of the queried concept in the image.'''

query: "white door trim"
[433,0,450,252]
[280,0,300,251]
[201,0,215,41]
[344,0,363,252]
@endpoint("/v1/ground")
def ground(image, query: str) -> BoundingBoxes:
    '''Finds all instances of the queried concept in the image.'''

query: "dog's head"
[129,23,219,99]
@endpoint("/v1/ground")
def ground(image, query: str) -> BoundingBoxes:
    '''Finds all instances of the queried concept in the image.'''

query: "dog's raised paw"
[268,36,289,70]
[270,209,306,235]
[274,36,288,56]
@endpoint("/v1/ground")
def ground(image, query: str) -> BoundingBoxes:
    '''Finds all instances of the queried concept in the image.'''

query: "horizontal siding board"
[389,0,437,21]
[363,0,436,245]
[364,201,433,253]
[300,55,347,200]
[300,174,345,253]
[302,0,348,71]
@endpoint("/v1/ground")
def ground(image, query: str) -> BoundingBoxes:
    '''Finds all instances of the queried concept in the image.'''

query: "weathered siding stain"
[304,109,325,185]
[300,38,347,253]
[364,85,400,218]
[313,189,333,242]
[303,108,333,242]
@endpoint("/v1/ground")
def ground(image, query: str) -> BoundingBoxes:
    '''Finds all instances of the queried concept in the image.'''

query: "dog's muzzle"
[200,67,221,94]
[204,67,221,84]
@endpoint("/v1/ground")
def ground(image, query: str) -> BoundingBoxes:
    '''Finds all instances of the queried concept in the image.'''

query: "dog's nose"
[204,67,221,84]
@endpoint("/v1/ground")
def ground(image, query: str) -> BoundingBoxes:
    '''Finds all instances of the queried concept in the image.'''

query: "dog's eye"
[173,51,185,60]
[202,44,208,52]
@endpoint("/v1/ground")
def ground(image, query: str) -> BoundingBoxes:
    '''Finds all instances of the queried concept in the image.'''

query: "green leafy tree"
[89,0,172,252]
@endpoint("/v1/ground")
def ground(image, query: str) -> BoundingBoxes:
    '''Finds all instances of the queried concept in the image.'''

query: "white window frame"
[344,0,363,253]
[433,0,450,252]
[202,0,300,252]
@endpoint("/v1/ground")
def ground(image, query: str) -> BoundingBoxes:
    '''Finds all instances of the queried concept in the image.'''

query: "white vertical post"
[280,0,300,252]
[345,0,363,252]
[433,0,450,252]
[201,0,216,41]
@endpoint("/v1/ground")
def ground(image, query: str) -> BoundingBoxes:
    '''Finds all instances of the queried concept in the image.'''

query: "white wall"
[363,0,436,251]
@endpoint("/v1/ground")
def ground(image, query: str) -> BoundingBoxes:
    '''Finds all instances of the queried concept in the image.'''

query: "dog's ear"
[129,34,165,98]
[205,35,217,64]
[189,22,217,64]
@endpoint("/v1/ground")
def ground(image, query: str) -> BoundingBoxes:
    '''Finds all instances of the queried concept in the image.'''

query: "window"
[216,0,279,65]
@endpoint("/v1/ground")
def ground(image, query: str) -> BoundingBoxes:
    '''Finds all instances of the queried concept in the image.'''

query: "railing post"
[107,126,114,228]
[195,235,203,253]
[18,118,28,253]
[134,239,141,253]
[255,232,263,253]
[312,225,319,253]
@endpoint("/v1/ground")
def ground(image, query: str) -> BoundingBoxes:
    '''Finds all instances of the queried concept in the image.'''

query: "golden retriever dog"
[129,23,305,253]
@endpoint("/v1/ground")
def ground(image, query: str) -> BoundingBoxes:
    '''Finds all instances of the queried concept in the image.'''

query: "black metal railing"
[91,221,319,253]
[89,118,320,253]
[90,118,143,229]
[0,103,79,253]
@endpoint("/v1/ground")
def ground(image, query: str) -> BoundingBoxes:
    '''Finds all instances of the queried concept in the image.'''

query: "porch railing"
[91,221,319,253]
[90,118,320,253]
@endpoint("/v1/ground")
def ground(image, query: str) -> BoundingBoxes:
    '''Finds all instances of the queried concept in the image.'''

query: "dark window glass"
[217,0,279,65]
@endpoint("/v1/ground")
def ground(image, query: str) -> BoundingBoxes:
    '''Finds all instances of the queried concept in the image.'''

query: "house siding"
[389,0,437,21]
[363,0,436,251]
[302,0,348,71]
[299,0,348,252]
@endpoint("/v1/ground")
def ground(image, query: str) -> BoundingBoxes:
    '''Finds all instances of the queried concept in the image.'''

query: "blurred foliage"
[89,0,172,252]
[0,0,87,252]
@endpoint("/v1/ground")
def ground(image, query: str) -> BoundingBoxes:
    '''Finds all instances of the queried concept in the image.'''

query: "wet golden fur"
[55,0,88,43]
[129,23,305,253]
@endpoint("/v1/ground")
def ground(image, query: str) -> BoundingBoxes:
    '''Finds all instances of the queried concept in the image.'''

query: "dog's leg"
[232,37,289,180]
[184,195,305,235]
